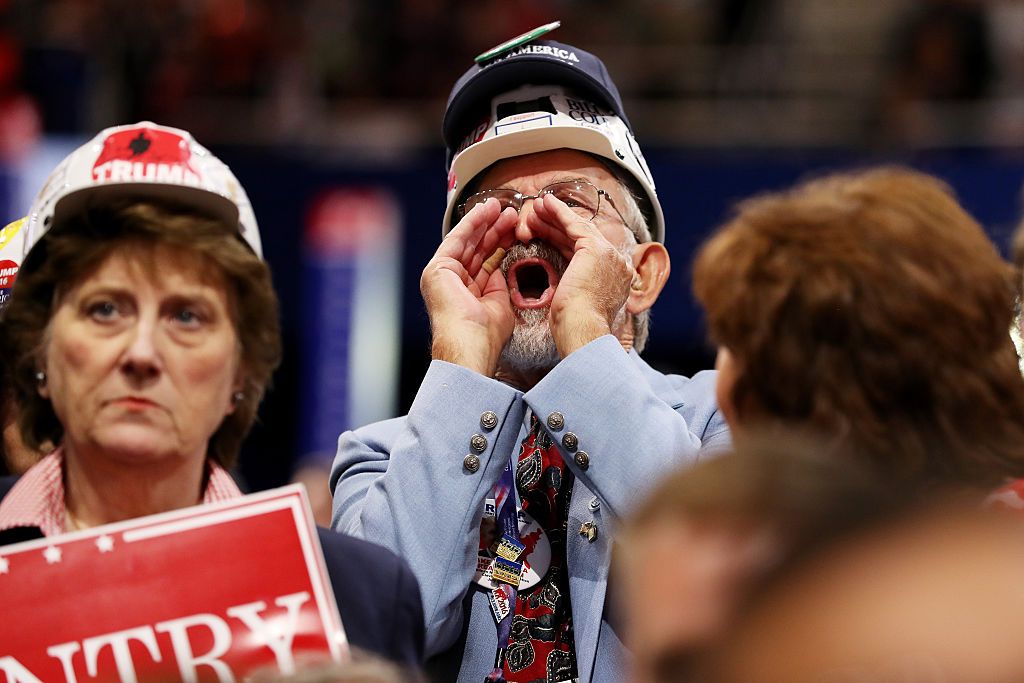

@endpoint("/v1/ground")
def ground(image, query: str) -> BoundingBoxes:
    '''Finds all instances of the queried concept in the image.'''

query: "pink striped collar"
[0,449,242,537]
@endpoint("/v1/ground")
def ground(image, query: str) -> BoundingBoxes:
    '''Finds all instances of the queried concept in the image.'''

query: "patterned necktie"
[501,415,578,682]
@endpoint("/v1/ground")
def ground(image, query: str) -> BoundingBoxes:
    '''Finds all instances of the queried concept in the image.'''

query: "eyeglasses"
[458,179,628,225]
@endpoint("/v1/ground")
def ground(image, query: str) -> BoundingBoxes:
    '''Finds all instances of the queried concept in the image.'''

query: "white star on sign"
[96,535,114,553]
[43,546,62,564]
[0,557,8,574]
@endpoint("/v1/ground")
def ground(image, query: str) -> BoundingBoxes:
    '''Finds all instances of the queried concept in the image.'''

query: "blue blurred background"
[4,0,1024,489]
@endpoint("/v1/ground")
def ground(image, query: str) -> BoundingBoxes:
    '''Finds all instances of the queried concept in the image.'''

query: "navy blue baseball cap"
[441,30,665,242]
[443,39,633,169]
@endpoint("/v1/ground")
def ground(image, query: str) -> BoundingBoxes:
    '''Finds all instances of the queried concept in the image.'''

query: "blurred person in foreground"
[331,25,728,682]
[616,434,903,683]
[696,498,1024,683]
[250,653,422,683]
[0,122,424,667]
[693,166,1024,491]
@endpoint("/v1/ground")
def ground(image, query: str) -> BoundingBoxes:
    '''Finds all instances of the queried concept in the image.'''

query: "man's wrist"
[431,335,495,376]
[553,311,611,357]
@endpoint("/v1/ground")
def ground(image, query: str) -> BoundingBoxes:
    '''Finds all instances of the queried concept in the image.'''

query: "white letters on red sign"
[0,592,315,683]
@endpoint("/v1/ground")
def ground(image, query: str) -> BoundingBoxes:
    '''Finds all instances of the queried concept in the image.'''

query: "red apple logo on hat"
[127,131,151,157]
[91,127,203,186]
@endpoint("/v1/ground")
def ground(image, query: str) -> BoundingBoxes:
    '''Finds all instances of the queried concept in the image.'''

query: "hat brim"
[443,126,665,243]
[22,182,258,274]
[53,183,241,231]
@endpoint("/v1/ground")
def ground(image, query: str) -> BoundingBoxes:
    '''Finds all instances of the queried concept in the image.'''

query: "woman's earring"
[232,391,245,404]
[35,371,46,386]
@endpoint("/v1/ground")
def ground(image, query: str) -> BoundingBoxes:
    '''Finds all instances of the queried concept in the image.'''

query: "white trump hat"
[25,121,262,263]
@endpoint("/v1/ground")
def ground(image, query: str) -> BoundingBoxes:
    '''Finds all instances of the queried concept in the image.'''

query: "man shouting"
[331,26,728,683]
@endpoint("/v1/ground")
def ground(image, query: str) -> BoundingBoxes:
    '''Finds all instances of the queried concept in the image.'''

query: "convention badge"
[474,21,562,63]
[480,497,500,553]
[475,509,551,591]
[488,585,513,624]
[491,557,523,587]
[496,533,525,562]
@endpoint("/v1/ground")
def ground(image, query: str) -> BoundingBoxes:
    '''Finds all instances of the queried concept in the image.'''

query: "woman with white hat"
[0,122,424,668]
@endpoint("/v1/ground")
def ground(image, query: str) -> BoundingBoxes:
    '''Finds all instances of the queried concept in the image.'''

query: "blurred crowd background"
[7,0,1024,151]
[5,0,1024,488]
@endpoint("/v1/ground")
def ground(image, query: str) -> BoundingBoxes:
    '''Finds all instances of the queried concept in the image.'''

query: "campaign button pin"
[496,534,525,562]
[488,586,512,623]
[473,509,551,591]
[491,557,523,587]
[579,521,598,543]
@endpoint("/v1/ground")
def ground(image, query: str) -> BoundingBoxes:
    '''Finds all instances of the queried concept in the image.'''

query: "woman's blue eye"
[88,301,118,320]
[174,309,201,325]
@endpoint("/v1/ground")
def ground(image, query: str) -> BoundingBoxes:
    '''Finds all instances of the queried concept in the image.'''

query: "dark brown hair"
[1,200,281,468]
[693,167,1024,486]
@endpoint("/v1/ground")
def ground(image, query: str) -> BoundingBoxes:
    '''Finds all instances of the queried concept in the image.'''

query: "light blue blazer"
[330,335,730,681]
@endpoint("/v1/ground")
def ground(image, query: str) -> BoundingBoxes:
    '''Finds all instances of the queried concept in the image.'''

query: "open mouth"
[508,257,559,309]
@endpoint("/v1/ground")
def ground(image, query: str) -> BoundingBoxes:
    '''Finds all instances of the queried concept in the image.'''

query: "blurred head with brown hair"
[697,500,1024,683]
[616,432,901,683]
[693,166,1024,488]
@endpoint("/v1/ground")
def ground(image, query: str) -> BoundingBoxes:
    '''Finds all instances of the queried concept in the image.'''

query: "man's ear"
[627,242,671,315]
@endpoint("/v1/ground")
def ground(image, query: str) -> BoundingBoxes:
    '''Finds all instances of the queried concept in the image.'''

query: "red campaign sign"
[0,485,348,682]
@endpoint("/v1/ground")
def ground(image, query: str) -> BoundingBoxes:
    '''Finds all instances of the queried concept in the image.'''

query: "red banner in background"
[0,485,347,682]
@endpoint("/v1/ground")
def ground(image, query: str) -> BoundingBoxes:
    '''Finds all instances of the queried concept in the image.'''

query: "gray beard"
[498,242,565,375]
[499,307,562,374]
[496,241,632,376]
